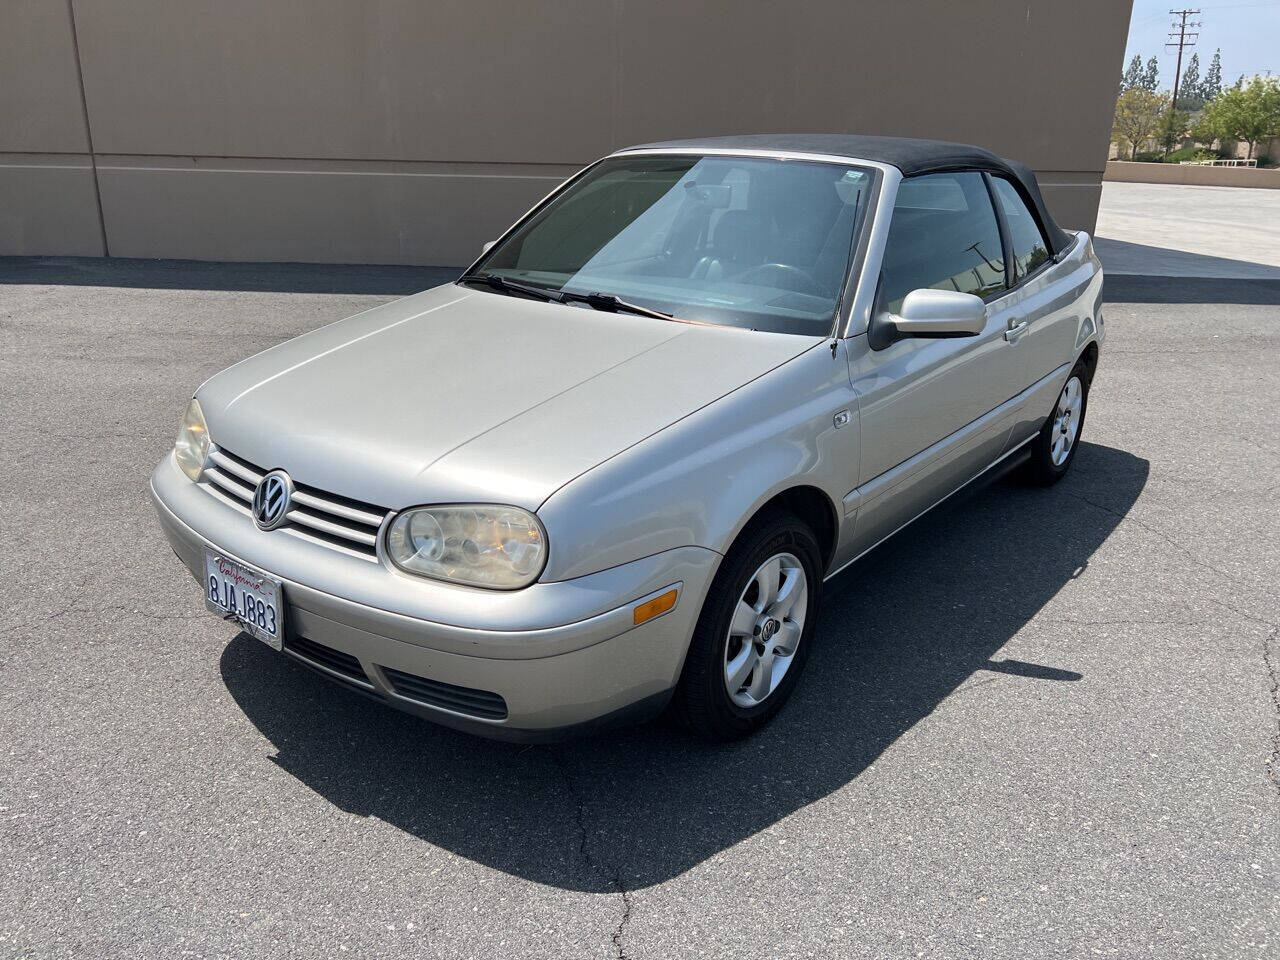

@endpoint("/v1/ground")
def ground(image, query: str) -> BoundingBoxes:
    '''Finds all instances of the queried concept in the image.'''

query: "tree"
[1142,56,1161,92]
[1178,53,1202,111]
[1158,107,1191,157]
[1113,88,1167,159]
[1201,49,1223,102]
[1121,54,1145,92]
[1193,77,1280,159]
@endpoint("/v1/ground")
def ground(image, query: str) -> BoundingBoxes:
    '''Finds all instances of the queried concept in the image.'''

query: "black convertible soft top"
[619,133,1074,255]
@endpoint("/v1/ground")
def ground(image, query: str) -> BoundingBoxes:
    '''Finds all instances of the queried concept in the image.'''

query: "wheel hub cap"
[1050,375,1084,467]
[723,552,808,707]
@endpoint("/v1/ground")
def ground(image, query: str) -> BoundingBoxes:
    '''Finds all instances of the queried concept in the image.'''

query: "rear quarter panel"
[1006,233,1105,444]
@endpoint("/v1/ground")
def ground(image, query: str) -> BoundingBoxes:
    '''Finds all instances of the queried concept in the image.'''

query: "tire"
[1022,359,1090,486]
[672,511,823,741]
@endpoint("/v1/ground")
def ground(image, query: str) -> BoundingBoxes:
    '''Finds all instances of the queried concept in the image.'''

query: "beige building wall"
[1,0,1133,266]
[0,1,104,255]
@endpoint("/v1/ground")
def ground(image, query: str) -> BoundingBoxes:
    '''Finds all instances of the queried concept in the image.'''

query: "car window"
[991,176,1051,282]
[512,165,685,270]
[878,171,1006,314]
[473,155,873,336]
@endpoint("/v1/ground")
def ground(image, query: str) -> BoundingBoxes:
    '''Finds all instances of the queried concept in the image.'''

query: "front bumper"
[150,453,719,740]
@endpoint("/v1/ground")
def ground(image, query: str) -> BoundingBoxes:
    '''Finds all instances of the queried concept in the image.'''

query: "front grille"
[382,666,509,720]
[284,635,370,686]
[200,448,388,560]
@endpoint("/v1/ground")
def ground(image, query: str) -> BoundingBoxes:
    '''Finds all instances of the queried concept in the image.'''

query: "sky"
[1123,0,1280,88]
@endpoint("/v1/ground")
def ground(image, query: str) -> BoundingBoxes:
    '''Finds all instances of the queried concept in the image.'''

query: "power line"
[1164,8,1201,157]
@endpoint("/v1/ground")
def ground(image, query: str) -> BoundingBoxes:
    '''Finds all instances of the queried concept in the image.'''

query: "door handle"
[1004,320,1029,343]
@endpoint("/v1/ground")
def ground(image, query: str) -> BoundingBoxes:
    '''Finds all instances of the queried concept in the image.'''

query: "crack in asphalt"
[1264,626,1280,801]
[1208,601,1280,803]
[9,593,209,650]
[1061,498,1280,802]
[1208,598,1277,631]
[1237,435,1278,456]
[545,748,633,960]
[1061,489,1239,583]
[22,602,205,633]
[1058,617,1212,627]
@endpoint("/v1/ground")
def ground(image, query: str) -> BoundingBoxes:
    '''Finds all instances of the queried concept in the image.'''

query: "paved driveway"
[1,262,1277,958]
[1095,181,1280,279]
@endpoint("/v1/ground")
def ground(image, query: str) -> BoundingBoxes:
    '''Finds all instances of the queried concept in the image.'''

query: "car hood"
[197,284,822,510]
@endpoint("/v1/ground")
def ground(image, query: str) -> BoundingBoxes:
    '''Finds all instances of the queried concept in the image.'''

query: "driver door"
[845,171,1024,555]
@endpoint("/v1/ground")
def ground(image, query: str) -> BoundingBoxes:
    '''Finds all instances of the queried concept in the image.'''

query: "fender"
[536,341,859,582]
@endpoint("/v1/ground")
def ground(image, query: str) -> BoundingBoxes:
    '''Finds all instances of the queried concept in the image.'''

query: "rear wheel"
[672,512,822,740]
[1023,360,1089,485]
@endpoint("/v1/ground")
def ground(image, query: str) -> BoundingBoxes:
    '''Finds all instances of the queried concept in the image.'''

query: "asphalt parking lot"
[1095,181,1280,280]
[2,226,1278,956]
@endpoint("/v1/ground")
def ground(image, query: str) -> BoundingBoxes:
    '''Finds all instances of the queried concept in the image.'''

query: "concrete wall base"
[1104,161,1280,189]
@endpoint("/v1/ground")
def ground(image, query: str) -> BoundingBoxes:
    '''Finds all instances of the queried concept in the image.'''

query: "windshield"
[468,154,874,336]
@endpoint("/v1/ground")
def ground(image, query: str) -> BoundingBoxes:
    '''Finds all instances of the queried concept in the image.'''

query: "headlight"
[386,504,546,589]
[174,397,210,481]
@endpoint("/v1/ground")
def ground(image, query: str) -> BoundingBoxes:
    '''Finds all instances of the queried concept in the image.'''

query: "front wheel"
[1022,361,1090,485]
[672,512,822,740]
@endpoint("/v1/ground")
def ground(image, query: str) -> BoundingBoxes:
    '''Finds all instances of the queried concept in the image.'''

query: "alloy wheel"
[723,552,808,707]
[1051,375,1084,467]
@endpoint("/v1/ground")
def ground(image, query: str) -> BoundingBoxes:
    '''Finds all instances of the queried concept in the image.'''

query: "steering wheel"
[735,263,822,296]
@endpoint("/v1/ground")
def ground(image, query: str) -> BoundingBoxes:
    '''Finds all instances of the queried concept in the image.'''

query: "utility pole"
[1164,8,1201,157]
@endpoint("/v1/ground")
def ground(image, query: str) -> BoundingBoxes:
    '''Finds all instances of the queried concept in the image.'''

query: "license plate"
[203,550,283,650]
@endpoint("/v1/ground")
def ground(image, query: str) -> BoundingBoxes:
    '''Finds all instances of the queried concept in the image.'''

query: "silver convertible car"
[151,134,1103,741]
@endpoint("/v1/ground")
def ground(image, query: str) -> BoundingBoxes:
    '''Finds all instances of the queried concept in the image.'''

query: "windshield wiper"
[558,290,678,322]
[461,274,680,323]
[458,273,560,303]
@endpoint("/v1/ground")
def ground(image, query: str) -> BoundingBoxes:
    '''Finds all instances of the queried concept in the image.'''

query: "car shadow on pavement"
[1096,239,1280,305]
[220,440,1148,892]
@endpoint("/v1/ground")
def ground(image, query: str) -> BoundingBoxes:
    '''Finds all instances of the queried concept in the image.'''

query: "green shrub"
[1163,145,1228,163]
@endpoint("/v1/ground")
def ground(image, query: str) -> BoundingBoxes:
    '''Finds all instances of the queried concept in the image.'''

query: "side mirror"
[481,240,496,255]
[892,289,988,338]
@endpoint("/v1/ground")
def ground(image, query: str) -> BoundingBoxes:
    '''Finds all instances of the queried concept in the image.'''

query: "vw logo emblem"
[252,470,293,531]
